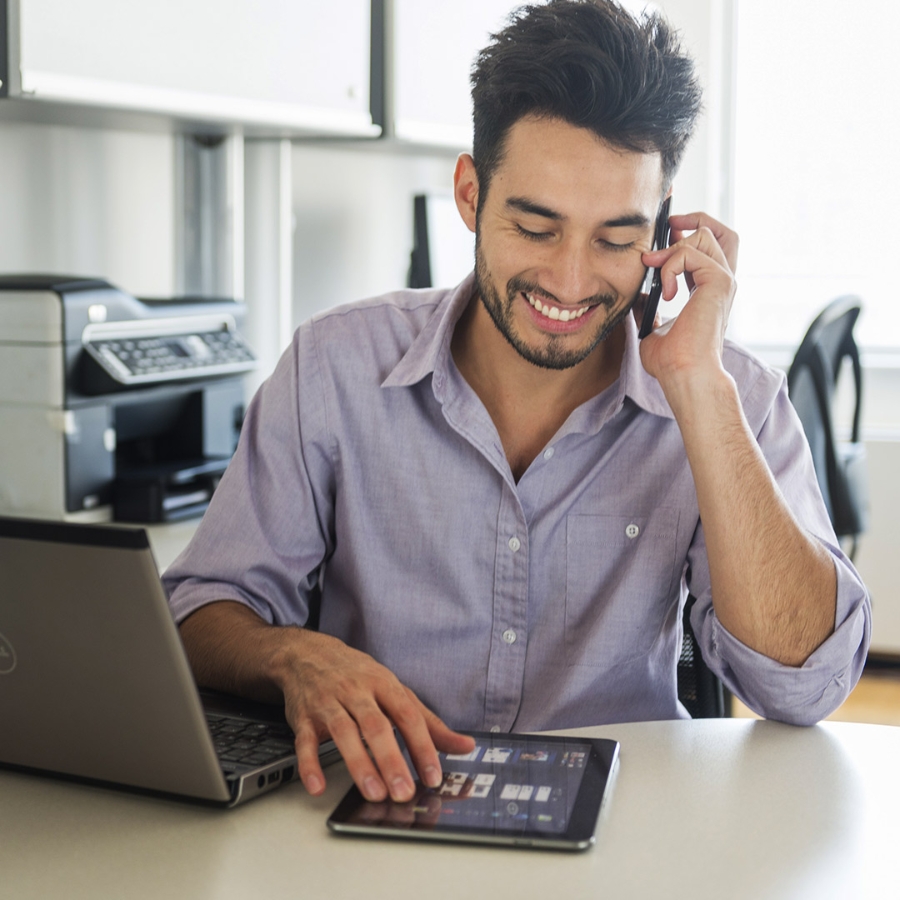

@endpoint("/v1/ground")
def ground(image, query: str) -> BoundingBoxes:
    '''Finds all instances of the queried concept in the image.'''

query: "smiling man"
[164,0,870,807]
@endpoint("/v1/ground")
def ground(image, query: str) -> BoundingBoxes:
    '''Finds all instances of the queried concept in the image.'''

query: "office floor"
[731,664,900,725]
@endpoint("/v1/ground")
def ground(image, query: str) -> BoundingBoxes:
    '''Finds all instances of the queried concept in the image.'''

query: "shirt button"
[508,536,521,553]
[502,629,517,644]
[490,725,501,733]
[626,523,640,539]
[543,447,555,460]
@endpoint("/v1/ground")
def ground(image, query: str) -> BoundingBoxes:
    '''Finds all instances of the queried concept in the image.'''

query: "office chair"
[677,593,727,718]
[787,296,868,560]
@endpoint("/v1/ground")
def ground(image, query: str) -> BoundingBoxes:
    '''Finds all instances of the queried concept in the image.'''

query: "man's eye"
[600,240,635,252]
[515,224,551,241]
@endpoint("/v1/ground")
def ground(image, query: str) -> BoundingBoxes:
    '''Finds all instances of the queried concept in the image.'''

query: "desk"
[2,719,899,899]
[145,520,200,572]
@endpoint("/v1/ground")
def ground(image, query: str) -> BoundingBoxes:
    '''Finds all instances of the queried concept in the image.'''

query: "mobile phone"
[638,196,672,339]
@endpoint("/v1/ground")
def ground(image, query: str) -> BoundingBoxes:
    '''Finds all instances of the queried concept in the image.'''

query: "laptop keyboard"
[206,713,296,770]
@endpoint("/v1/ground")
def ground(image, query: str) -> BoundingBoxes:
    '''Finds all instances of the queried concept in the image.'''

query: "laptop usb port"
[267,771,280,785]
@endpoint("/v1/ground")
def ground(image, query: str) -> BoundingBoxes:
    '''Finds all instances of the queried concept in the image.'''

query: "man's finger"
[668,212,739,274]
[327,705,402,802]
[645,225,730,271]
[426,715,477,757]
[352,698,419,802]
[416,697,477,766]
[294,717,328,797]
[383,692,444,790]
[643,228,732,301]
[667,227,695,293]
[666,246,733,306]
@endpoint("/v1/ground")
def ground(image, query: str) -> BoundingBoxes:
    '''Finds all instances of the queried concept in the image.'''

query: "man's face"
[461,115,666,370]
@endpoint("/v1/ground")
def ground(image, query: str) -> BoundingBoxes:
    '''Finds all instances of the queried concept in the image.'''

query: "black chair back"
[787,297,868,554]
[677,594,726,718]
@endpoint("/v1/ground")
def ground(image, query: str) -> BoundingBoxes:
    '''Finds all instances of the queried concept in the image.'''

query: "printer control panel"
[83,321,256,387]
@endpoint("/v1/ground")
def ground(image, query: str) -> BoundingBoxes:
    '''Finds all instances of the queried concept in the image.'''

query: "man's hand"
[179,601,475,803]
[279,629,475,802]
[638,211,739,387]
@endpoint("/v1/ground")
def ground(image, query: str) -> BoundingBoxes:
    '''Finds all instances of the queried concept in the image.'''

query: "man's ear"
[453,154,479,233]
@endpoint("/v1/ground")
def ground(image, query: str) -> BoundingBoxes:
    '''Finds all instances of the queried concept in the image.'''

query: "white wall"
[290,144,459,325]
[0,122,175,297]
[856,441,900,653]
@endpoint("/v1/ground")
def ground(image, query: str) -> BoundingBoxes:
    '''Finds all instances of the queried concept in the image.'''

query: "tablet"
[327,731,620,851]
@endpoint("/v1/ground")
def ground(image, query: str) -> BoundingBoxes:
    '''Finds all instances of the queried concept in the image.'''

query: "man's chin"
[506,330,602,371]
[517,307,631,370]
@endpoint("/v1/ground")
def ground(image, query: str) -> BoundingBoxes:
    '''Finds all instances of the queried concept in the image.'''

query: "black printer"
[0,275,256,523]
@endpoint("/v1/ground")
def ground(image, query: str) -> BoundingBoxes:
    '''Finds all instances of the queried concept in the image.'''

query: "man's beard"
[473,238,636,371]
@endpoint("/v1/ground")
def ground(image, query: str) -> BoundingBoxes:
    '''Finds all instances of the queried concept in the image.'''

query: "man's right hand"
[178,601,475,802]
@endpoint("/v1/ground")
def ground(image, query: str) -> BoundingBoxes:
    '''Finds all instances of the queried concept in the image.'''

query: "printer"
[0,275,256,523]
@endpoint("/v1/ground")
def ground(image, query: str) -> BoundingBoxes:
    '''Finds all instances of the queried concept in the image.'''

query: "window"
[731,1,900,355]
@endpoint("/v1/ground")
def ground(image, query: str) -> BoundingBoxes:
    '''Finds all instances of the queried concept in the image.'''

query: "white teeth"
[526,293,588,322]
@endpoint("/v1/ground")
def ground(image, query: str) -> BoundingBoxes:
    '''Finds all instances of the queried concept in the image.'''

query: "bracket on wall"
[175,133,245,300]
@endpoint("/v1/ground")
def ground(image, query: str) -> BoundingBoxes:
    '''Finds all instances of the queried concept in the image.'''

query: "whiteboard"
[17,0,379,135]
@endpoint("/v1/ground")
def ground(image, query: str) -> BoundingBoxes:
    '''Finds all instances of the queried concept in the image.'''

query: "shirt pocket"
[565,511,679,668]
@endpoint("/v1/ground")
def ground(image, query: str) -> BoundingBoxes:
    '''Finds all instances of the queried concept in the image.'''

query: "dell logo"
[0,632,16,674]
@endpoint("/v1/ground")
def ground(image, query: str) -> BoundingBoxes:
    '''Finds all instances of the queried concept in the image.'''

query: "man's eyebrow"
[602,212,652,229]
[506,196,563,220]
[505,197,651,229]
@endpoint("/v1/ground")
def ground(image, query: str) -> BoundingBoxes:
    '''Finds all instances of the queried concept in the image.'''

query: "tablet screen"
[328,731,619,850]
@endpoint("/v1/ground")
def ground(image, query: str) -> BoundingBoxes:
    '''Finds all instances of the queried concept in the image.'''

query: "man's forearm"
[665,368,837,667]
[178,600,298,704]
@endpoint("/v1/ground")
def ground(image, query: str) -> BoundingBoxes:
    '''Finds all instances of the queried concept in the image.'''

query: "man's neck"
[451,295,626,481]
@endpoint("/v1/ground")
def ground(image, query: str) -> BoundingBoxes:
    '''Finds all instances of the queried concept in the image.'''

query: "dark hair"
[471,0,702,206]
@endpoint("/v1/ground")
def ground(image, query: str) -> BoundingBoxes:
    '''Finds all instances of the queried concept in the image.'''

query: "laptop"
[0,515,339,806]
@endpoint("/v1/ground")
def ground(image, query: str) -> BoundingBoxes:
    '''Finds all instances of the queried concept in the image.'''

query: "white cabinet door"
[17,0,379,135]
[393,0,520,147]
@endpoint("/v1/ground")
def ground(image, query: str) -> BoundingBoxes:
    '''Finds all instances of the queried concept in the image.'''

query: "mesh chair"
[677,593,727,718]
[787,296,868,559]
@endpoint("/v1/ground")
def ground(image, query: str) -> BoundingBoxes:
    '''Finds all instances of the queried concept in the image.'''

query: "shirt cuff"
[165,577,277,627]
[699,553,871,726]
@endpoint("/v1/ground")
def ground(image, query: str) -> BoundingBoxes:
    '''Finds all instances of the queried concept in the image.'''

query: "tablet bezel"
[327,730,620,851]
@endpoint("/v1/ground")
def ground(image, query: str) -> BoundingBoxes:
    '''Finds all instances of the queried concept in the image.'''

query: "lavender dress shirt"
[164,274,871,731]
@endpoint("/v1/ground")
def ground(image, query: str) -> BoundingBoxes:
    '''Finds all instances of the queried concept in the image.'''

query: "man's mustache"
[506,276,618,310]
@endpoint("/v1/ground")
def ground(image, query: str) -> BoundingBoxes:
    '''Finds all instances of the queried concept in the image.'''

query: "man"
[165,0,870,808]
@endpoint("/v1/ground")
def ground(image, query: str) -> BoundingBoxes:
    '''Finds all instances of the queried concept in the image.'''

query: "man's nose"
[541,239,600,304]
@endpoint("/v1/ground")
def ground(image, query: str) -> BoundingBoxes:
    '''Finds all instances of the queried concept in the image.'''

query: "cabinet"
[3,0,380,137]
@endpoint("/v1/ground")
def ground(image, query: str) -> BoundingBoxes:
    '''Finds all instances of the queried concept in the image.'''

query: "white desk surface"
[145,520,200,572]
[2,718,899,899]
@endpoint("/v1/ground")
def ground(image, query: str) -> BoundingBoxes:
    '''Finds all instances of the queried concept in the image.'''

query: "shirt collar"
[616,311,675,420]
[381,272,476,392]
[383,272,674,422]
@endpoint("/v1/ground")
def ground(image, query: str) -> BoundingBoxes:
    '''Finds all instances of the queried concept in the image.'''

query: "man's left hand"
[638,211,739,388]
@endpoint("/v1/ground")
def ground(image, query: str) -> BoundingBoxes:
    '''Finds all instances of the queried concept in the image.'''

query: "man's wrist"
[659,362,740,432]
[261,624,314,698]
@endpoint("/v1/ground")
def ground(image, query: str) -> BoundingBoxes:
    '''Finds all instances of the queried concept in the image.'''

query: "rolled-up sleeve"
[687,366,872,725]
[163,323,335,627]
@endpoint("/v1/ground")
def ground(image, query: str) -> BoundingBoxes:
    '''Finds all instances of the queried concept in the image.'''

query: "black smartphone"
[638,196,672,339]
